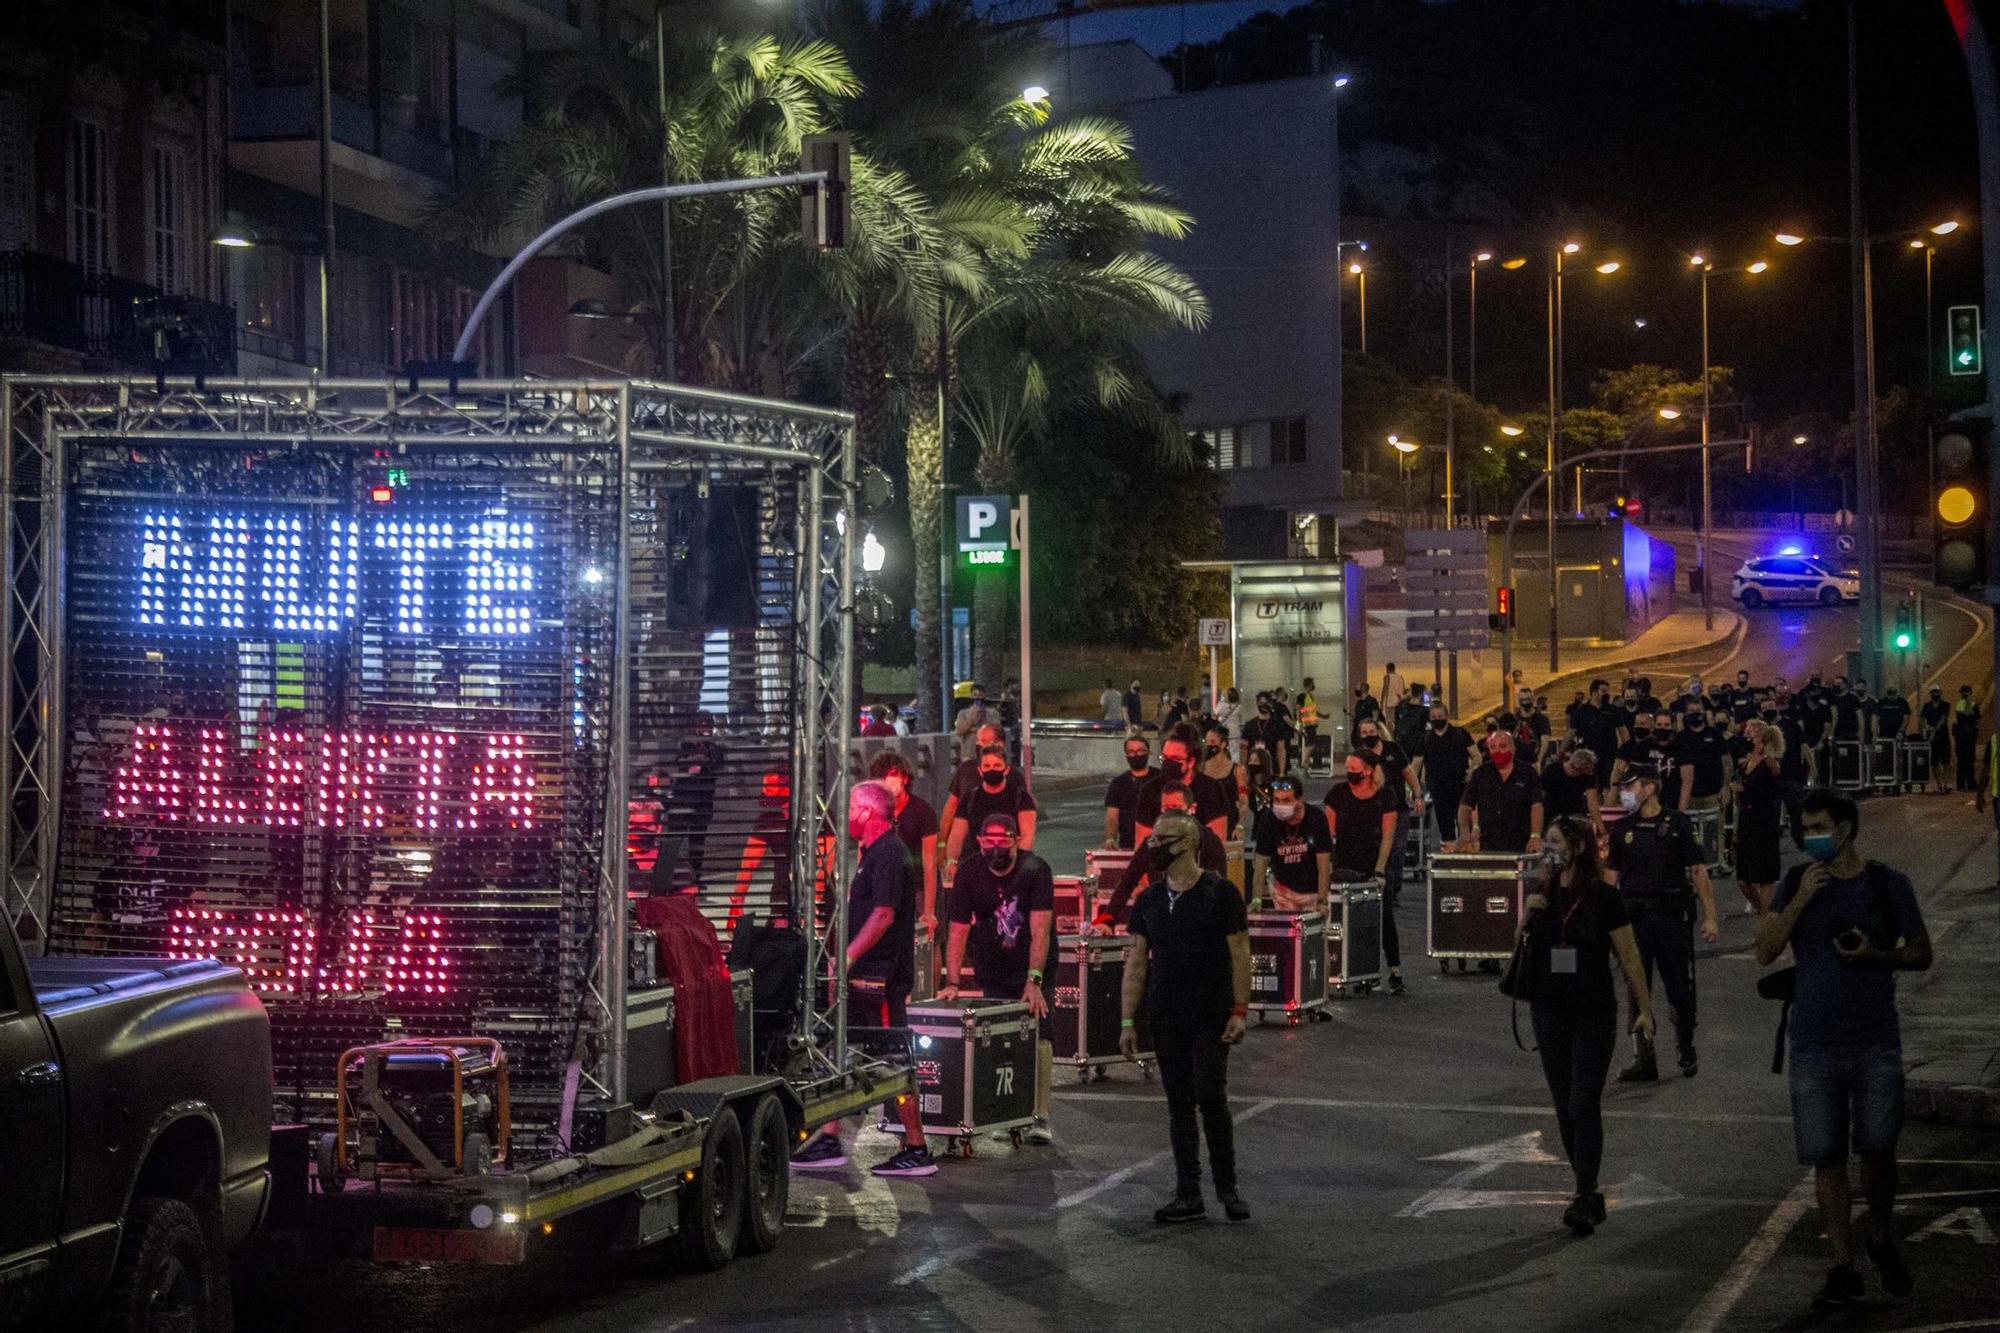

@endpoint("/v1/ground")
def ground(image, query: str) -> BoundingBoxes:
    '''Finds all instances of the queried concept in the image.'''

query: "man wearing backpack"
[1755,788,1932,1312]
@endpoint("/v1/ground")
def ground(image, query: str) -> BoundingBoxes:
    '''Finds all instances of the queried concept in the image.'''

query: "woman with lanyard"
[1519,815,1655,1237]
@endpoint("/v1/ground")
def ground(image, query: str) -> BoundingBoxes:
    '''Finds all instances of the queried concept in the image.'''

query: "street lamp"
[1657,406,1683,420]
[1544,241,1624,672]
[1346,258,1368,353]
[1500,423,1525,436]
[1021,84,1050,104]
[1768,217,1961,678]
[1468,251,1525,399]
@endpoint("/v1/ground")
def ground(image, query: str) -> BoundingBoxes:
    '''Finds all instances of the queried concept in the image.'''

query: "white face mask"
[1619,789,1640,812]
[1272,802,1298,821]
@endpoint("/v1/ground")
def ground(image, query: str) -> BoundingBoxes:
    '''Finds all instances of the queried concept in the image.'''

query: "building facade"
[1060,41,1346,561]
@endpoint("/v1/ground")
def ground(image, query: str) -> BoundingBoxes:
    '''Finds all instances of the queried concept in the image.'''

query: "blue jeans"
[1788,1040,1905,1167]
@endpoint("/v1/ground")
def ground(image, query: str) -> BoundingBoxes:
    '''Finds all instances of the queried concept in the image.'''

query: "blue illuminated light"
[1779,545,1801,556]
[126,506,541,639]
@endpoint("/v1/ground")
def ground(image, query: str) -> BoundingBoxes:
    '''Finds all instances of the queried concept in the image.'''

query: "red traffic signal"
[1495,585,1515,627]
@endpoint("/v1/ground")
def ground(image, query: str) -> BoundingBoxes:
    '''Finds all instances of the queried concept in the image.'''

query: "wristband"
[1028,969,1043,984]
[1229,1002,1249,1019]
[1120,1017,1136,1028]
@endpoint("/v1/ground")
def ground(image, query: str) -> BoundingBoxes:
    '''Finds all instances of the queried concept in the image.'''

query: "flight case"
[906,998,1039,1148]
[1247,909,1328,1023]
[1427,851,1536,969]
[1326,882,1383,993]
[1049,934,1153,1078]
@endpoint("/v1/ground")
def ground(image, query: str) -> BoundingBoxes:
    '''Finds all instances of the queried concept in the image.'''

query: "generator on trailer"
[0,373,906,1272]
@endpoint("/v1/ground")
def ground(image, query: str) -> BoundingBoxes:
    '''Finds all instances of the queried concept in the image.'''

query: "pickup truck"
[0,917,271,1332]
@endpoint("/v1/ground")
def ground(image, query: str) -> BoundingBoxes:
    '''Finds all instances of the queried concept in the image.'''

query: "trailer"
[0,373,905,1273]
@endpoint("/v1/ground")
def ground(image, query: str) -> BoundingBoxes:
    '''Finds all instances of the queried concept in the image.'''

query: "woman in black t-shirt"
[1520,815,1654,1238]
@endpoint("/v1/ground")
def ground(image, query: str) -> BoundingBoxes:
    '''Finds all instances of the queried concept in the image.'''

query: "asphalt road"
[237,577,2000,1333]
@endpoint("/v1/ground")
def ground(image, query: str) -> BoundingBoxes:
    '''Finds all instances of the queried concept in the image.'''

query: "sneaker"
[1388,972,1406,996]
[790,1133,848,1170]
[1867,1234,1914,1297]
[1810,1263,1865,1310]
[1561,1196,1596,1237]
[1153,1194,1205,1225]
[1217,1190,1251,1222]
[871,1144,939,1177]
[1025,1116,1053,1146]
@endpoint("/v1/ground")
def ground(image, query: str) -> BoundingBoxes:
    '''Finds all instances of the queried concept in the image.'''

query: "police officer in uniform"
[1606,765,1720,1081]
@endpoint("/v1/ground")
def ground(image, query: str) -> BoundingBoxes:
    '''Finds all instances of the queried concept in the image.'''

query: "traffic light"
[1948,305,1983,377]
[801,132,851,250]
[1933,413,1990,590]
[1492,585,1516,631]
[1892,605,1914,653]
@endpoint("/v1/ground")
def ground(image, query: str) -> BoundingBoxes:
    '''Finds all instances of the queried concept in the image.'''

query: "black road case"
[1052,876,1089,937]
[1901,740,1932,789]
[1832,740,1866,790]
[1050,934,1153,1078]
[906,998,1039,1144]
[731,967,756,1074]
[1427,852,1534,964]
[1247,910,1328,1023]
[1326,884,1384,992]
[1869,738,1901,791]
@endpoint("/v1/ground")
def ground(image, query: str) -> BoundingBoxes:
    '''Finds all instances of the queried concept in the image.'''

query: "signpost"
[1404,529,1488,713]
[1199,616,1231,709]
[956,494,1033,783]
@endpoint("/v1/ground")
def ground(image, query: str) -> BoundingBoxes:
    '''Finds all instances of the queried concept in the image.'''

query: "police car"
[1730,553,1861,609]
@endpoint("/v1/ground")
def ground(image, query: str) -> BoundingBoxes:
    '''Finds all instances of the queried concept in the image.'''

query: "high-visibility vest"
[1298,693,1320,727]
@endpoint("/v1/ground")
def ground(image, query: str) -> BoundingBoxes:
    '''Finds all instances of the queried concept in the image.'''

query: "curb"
[1904,1076,2000,1130]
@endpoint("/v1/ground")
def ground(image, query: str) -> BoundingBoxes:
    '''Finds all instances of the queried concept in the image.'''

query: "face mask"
[1492,751,1513,770]
[982,844,1014,871]
[1545,846,1570,871]
[1272,802,1298,821]
[1161,756,1187,780]
[1802,832,1839,863]
[847,815,871,841]
[1203,744,1221,758]
[1147,839,1179,872]
[1431,718,1448,731]
[1360,735,1380,749]
[1687,716,1704,729]
[980,770,1006,790]
[1345,766,1367,783]
[1619,789,1640,811]
[1127,754,1150,771]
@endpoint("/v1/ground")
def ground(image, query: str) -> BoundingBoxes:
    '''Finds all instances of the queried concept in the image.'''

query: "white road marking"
[1905,1206,1998,1246]
[1054,1089,1794,1126]
[1677,1169,1815,1333]
[1397,1129,1681,1217]
[1053,1098,1277,1210]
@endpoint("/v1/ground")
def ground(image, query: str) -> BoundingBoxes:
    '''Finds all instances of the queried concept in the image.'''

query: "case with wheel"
[1901,740,1931,789]
[1247,910,1328,1022]
[1326,884,1383,992]
[1049,934,1152,1075]
[1426,852,1535,963]
[1869,738,1900,791]
[1832,740,1866,790]
[1052,876,1089,936]
[906,998,1038,1142]
[1688,805,1724,872]
[731,968,756,1073]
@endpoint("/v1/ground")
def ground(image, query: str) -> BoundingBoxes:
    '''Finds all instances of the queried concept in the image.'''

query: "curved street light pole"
[453,172,828,364]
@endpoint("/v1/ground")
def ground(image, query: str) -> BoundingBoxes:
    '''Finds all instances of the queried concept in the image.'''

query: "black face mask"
[1430,718,1448,731]
[1360,735,1381,749]
[1203,744,1221,758]
[1147,839,1179,872]
[1687,716,1704,729]
[982,844,1014,871]
[1126,754,1150,772]
[1161,756,1188,780]
[980,770,1007,790]
[1761,710,1779,721]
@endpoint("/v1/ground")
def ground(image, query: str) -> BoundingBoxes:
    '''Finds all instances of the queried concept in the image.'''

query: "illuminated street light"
[1333,73,1352,87]
[1775,232,1806,246]
[1021,85,1050,104]
[1658,406,1683,420]
[1931,219,1960,235]
[1633,317,1649,329]
[1348,261,1363,275]
[1499,423,1525,437]
[1475,251,1493,262]
[1595,261,1621,275]
[1388,434,1419,454]
[1793,433,1809,445]
[1562,242,1581,255]
[1501,257,1528,270]
[1746,260,1770,274]
[1909,238,1927,250]
[1689,254,1707,267]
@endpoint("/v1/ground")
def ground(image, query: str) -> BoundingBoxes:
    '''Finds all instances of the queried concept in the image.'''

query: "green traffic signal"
[1894,630,1913,650]
[1948,304,1983,377]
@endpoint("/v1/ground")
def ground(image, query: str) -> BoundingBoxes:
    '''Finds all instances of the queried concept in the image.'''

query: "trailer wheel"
[737,1094,790,1257]
[676,1109,745,1272]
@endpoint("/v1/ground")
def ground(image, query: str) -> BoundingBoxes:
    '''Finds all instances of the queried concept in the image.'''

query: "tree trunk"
[906,343,944,733]
[972,563,1008,698]
[842,320,894,468]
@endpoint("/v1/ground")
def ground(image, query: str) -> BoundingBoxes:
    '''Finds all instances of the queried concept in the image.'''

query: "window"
[67,117,111,275]
[0,90,29,251]
[1765,559,1811,577]
[1200,425,1241,470]
[236,243,307,351]
[389,268,505,374]
[381,6,453,141]
[1271,417,1308,465]
[149,142,194,295]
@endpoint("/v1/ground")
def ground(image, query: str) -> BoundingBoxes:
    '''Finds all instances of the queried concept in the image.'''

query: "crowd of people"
[811,662,1966,1312]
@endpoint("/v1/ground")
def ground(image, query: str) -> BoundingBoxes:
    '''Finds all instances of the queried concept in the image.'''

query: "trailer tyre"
[100,1195,229,1333]
[676,1108,745,1272]
[738,1094,791,1257]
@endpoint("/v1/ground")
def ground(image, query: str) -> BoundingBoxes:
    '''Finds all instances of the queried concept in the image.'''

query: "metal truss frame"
[0,374,856,1100]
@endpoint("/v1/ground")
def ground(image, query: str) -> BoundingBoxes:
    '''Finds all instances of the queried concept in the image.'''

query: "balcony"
[0,250,237,373]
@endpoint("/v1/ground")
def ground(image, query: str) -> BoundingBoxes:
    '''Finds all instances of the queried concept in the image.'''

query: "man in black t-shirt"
[1458,732,1544,853]
[946,743,1040,876]
[939,722,1007,853]
[793,781,937,1176]
[1416,705,1477,841]
[1135,724,1230,844]
[1096,782,1228,932]
[1121,811,1252,1224]
[871,750,941,938]
[1251,776,1330,911]
[1104,735,1156,849]
[1872,686,1911,742]
[939,812,1055,1144]
[1829,677,1864,740]
[1541,746,1602,838]
[1606,765,1718,1083]
[1672,712,1729,812]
